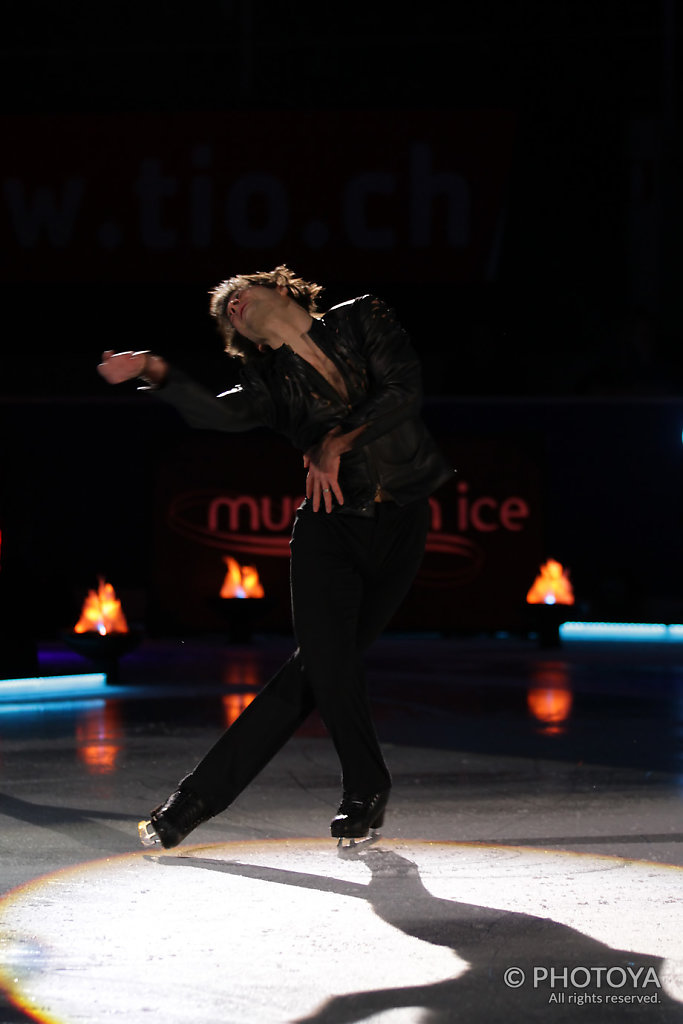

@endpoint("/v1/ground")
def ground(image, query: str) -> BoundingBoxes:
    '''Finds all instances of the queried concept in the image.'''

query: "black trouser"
[179,498,430,811]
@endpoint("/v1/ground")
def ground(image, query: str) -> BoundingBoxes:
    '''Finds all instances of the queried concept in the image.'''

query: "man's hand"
[304,423,369,512]
[304,432,344,513]
[97,350,167,386]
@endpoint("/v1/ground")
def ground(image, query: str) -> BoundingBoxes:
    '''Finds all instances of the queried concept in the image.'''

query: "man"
[98,265,453,847]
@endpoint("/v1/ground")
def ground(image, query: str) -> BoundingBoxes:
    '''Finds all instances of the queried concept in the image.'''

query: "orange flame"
[526,559,574,606]
[220,556,264,599]
[74,577,129,634]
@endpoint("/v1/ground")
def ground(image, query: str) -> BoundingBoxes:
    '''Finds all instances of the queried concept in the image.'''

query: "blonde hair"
[209,264,325,360]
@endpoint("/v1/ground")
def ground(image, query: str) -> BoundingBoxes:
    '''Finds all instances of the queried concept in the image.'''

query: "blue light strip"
[0,698,107,715]
[560,622,683,641]
[0,673,107,701]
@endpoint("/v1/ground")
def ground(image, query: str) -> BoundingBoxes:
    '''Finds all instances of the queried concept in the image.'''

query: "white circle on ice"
[0,839,681,1023]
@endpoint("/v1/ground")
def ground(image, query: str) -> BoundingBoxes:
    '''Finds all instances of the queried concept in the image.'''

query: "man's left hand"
[304,433,344,513]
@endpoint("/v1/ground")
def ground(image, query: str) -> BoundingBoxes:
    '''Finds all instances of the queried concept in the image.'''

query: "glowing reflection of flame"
[221,657,261,727]
[74,578,129,635]
[75,702,123,774]
[220,557,264,600]
[222,693,257,728]
[222,659,262,690]
[526,559,574,607]
[527,662,573,735]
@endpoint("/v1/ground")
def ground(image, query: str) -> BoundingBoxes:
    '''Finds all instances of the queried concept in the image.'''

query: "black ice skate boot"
[138,789,213,849]
[330,789,390,840]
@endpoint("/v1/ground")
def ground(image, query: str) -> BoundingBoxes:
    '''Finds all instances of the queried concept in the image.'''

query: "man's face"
[226,284,289,343]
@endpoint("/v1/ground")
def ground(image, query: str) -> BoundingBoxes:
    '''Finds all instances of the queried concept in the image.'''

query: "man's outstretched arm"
[97,350,273,433]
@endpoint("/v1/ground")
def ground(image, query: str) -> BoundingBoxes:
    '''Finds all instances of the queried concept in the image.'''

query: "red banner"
[151,431,542,634]
[2,110,515,284]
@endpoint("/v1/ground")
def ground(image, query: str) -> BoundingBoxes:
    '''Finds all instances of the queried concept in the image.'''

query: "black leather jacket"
[154,294,453,511]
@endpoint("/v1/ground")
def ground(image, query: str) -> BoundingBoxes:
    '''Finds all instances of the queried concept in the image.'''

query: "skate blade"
[138,819,161,847]
[336,830,382,853]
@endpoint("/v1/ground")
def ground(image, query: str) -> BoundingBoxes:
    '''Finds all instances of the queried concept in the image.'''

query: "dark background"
[0,2,681,659]
[1,0,680,398]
